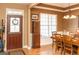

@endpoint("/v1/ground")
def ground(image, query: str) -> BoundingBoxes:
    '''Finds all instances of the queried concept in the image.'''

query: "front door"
[7,15,22,50]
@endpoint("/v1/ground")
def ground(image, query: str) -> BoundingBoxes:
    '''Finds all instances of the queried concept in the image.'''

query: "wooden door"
[32,19,40,48]
[7,15,22,50]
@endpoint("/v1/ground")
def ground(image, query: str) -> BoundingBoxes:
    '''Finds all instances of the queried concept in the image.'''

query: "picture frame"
[32,14,39,19]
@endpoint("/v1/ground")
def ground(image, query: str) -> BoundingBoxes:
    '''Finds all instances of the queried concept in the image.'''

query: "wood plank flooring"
[7,44,70,55]
[23,44,65,55]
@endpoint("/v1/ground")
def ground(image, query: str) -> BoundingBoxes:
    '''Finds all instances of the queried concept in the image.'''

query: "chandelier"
[63,3,77,19]
[63,14,77,19]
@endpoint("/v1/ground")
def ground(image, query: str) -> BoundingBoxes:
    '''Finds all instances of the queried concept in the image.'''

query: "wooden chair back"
[55,34,62,42]
[63,35,73,54]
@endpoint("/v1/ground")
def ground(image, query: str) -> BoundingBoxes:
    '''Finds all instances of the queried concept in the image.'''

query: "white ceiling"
[43,3,78,8]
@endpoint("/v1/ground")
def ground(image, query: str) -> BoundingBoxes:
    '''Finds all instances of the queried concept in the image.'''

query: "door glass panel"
[10,17,20,32]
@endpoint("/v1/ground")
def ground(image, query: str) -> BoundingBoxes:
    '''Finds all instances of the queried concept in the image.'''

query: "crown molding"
[33,6,64,12]
[28,3,39,8]
[33,5,79,12]
[64,4,79,10]
[36,3,65,10]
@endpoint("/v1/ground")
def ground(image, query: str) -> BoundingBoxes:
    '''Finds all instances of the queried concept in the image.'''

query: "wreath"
[12,18,18,25]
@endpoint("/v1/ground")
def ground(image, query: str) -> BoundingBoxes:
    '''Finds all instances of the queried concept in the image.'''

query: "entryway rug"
[0,52,8,55]
[8,50,25,55]
[0,50,25,55]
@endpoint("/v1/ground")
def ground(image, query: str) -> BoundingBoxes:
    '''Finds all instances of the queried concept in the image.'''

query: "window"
[40,13,57,37]
[10,17,20,32]
[40,13,57,45]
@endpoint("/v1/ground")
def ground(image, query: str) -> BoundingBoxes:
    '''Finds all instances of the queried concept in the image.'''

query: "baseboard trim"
[23,45,32,49]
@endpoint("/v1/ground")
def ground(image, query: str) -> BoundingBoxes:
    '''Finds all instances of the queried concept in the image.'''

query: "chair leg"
[55,46,60,53]
[71,47,73,55]
[63,46,65,55]
[63,50,65,55]
[61,47,64,55]
[61,44,64,55]
[55,46,58,52]
[60,48,62,54]
[52,39,55,44]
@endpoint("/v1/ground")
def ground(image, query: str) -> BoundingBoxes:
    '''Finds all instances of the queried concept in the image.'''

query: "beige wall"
[0,4,29,49]
[63,9,79,32]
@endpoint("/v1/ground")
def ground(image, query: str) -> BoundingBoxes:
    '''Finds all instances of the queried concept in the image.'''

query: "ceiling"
[43,3,78,8]
[18,3,31,5]
[12,3,78,8]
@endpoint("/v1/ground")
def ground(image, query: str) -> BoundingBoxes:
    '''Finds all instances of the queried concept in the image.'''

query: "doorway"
[7,15,22,50]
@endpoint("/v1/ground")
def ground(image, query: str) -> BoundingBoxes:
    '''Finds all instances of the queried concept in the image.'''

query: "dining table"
[72,39,79,55]
[51,33,79,55]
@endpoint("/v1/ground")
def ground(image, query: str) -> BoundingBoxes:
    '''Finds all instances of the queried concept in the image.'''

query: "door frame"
[4,8,24,51]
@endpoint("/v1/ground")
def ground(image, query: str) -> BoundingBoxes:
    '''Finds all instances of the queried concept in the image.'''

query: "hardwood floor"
[22,44,66,55]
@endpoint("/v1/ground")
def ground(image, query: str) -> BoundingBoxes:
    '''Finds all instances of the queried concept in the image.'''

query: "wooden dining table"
[72,39,79,55]
[51,34,79,55]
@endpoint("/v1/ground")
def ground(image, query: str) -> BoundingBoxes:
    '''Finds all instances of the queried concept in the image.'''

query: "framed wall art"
[32,14,39,19]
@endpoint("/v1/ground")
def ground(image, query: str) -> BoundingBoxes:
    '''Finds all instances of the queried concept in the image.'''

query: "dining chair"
[51,31,57,45]
[54,34,63,54]
[63,35,73,55]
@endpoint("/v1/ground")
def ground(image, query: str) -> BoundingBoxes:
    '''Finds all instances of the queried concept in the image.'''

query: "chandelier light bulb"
[63,15,76,19]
